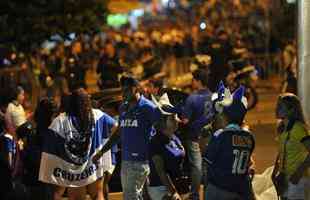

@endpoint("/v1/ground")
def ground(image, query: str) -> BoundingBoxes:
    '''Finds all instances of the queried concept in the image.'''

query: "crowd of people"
[0,0,287,104]
[0,1,307,200]
[0,68,309,200]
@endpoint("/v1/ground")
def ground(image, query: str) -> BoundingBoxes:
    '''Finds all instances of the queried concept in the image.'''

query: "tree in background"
[0,0,109,52]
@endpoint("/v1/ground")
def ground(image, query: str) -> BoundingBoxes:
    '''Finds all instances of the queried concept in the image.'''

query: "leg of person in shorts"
[53,178,104,200]
[103,165,115,200]
[87,178,104,200]
[53,186,66,200]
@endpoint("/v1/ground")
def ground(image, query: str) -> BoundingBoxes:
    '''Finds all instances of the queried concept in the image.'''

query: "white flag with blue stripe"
[39,109,114,187]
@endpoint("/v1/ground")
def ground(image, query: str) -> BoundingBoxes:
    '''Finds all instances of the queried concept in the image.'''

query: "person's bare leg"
[53,186,66,200]
[68,186,87,200]
[103,172,112,200]
[88,178,104,200]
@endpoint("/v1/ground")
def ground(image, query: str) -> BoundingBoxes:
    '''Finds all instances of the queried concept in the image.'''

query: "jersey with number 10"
[204,127,255,196]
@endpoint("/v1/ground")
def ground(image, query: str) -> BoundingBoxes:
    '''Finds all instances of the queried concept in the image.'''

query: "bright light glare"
[162,0,169,6]
[286,0,296,3]
[132,9,144,17]
[68,33,76,40]
[200,22,206,30]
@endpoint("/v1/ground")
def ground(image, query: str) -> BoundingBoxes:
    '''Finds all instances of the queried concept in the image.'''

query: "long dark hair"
[8,86,24,102]
[34,98,58,131]
[154,114,169,132]
[34,98,58,146]
[66,88,94,134]
[277,93,308,127]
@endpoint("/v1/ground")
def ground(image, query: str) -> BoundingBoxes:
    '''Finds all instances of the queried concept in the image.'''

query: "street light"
[200,22,206,30]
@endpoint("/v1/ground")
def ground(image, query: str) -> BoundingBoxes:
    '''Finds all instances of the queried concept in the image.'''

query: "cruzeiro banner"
[39,109,113,187]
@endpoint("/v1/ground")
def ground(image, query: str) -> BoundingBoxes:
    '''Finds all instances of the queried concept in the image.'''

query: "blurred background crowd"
[0,0,297,112]
[0,0,304,199]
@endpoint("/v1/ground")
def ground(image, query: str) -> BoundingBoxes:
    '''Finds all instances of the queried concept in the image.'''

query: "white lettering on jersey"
[131,153,138,157]
[120,119,138,127]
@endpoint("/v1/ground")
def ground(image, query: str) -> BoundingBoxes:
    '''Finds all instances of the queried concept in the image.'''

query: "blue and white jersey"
[39,109,116,187]
[119,95,161,162]
[204,124,255,196]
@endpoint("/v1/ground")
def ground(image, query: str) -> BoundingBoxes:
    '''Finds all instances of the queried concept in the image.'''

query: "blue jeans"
[185,140,202,200]
[148,186,168,200]
[283,177,310,200]
[121,160,150,200]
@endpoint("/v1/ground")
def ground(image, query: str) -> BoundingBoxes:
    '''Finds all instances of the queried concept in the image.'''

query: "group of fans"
[0,0,308,199]
[1,68,309,200]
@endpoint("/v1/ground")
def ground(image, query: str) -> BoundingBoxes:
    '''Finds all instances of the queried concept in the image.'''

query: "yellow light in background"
[108,0,144,14]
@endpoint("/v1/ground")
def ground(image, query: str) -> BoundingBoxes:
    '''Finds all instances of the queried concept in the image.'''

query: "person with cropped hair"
[93,75,162,200]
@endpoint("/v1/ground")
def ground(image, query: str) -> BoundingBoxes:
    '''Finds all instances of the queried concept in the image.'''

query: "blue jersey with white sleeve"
[119,95,161,162]
[204,124,255,197]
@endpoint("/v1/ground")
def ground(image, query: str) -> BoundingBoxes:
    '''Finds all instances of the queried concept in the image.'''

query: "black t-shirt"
[149,133,185,187]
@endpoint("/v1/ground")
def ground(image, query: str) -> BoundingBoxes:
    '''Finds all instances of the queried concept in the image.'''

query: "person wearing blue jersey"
[204,82,255,200]
[93,76,161,200]
[181,69,214,200]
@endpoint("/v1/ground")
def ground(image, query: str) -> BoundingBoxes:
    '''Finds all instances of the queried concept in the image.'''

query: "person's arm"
[180,96,193,125]
[152,155,181,199]
[26,111,33,120]
[2,136,14,169]
[92,126,120,162]
[5,106,15,134]
[7,152,13,169]
[289,136,310,184]
[190,113,214,133]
